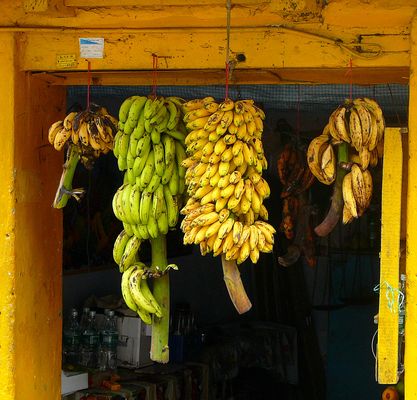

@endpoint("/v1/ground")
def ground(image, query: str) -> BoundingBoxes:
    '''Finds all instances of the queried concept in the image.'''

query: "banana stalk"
[53,144,84,209]
[314,142,349,237]
[221,255,252,314]
[150,235,170,363]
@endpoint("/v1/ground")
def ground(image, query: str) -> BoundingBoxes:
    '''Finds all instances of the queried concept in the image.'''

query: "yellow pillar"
[0,32,65,399]
[406,13,417,400]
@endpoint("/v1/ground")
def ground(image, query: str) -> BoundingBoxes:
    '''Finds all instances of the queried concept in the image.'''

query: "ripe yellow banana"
[342,172,358,218]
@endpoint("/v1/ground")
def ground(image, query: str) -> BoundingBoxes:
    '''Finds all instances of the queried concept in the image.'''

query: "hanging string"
[86,60,92,110]
[344,58,353,100]
[296,85,301,144]
[373,281,405,313]
[152,53,159,99]
[225,0,232,100]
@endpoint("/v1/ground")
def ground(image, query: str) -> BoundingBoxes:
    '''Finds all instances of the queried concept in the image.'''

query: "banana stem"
[221,255,252,314]
[150,235,170,363]
[314,142,349,237]
[53,144,81,209]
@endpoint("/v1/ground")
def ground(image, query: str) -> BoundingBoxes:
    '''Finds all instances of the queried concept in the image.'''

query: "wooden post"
[405,13,417,400]
[0,32,65,399]
[377,127,403,384]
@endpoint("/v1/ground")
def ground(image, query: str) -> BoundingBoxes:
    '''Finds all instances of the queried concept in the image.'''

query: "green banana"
[139,191,153,225]
[137,308,152,325]
[169,163,180,196]
[118,157,127,171]
[136,133,151,158]
[140,278,163,318]
[136,224,150,240]
[163,185,178,228]
[126,168,136,185]
[143,98,154,120]
[166,100,181,131]
[133,145,151,178]
[146,174,161,193]
[146,214,159,239]
[154,110,170,134]
[121,266,138,312]
[175,141,187,178]
[151,129,161,145]
[124,96,147,134]
[118,133,130,159]
[152,185,166,220]
[112,130,123,158]
[162,134,176,164]
[120,235,142,272]
[166,129,186,141]
[119,96,138,123]
[113,230,131,265]
[150,104,168,126]
[132,110,146,140]
[139,150,155,189]
[161,158,175,185]
[129,184,141,224]
[129,134,139,157]
[112,188,123,221]
[145,97,163,120]
[122,222,135,237]
[121,184,135,224]
[126,151,135,169]
[157,209,169,235]
[153,142,165,177]
[129,268,158,314]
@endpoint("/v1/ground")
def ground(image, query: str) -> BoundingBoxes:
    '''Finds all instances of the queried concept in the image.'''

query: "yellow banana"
[351,163,367,211]
[342,172,358,218]
[349,107,363,151]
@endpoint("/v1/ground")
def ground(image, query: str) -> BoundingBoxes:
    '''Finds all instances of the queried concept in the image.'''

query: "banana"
[354,104,371,147]
[125,96,147,134]
[321,144,336,182]
[120,235,142,272]
[169,162,180,195]
[139,150,155,189]
[146,174,161,193]
[153,142,165,177]
[162,135,176,164]
[351,163,367,211]
[132,110,146,140]
[306,133,332,185]
[140,278,163,318]
[182,97,215,113]
[362,169,373,209]
[119,96,139,123]
[237,241,251,264]
[54,128,71,151]
[129,268,158,314]
[152,185,166,220]
[359,147,371,170]
[147,214,160,239]
[133,144,151,178]
[192,211,219,227]
[139,191,153,225]
[118,133,130,159]
[166,100,181,130]
[121,266,139,312]
[342,172,358,218]
[349,107,363,152]
[163,185,179,227]
[342,205,354,225]
[161,158,175,185]
[123,223,135,237]
[113,230,131,265]
[121,183,135,224]
[48,120,64,144]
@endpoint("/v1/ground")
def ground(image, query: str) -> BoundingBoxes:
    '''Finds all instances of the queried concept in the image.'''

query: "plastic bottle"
[63,309,81,366]
[98,310,119,371]
[80,310,99,368]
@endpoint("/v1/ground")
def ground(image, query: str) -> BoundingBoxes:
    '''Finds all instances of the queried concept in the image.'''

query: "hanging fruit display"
[111,95,187,363]
[276,142,317,267]
[47,104,118,208]
[179,96,275,313]
[307,97,384,236]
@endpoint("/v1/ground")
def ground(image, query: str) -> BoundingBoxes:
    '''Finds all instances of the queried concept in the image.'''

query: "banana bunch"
[112,95,187,324]
[120,262,163,325]
[307,97,384,225]
[48,104,117,166]
[179,97,276,264]
[327,97,384,170]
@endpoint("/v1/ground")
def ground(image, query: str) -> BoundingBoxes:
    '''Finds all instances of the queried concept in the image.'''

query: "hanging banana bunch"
[47,104,118,208]
[307,97,384,226]
[111,95,186,326]
[179,97,275,265]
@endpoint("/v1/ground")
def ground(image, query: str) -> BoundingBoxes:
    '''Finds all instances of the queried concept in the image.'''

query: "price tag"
[79,38,104,59]
[56,54,77,69]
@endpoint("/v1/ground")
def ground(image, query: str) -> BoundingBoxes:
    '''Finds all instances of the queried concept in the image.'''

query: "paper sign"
[56,54,77,68]
[79,38,104,59]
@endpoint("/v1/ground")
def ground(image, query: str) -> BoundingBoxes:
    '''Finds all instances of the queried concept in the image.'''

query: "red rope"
[152,54,158,99]
[225,61,230,100]
[87,60,92,110]
[344,58,353,100]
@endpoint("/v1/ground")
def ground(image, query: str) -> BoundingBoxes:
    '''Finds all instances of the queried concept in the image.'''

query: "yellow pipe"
[405,11,417,400]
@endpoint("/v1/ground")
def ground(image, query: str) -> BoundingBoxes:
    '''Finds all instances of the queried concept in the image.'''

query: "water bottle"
[63,309,81,366]
[80,307,90,332]
[80,310,99,368]
[98,310,118,371]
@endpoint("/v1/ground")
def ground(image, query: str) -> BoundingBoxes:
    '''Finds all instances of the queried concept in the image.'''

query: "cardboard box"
[61,370,88,395]
[117,316,153,368]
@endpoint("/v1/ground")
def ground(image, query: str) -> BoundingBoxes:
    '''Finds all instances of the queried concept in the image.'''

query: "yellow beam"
[0,32,17,400]
[377,127,403,384]
[18,28,409,73]
[405,13,417,400]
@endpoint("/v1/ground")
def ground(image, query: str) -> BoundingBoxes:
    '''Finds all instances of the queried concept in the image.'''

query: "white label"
[79,38,104,59]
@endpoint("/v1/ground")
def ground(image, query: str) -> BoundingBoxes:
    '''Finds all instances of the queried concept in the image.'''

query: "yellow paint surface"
[405,13,417,400]
[0,32,65,399]
[0,32,17,400]
[378,127,403,384]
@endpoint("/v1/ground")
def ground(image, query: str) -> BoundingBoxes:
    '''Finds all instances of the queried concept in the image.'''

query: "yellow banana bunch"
[180,97,275,264]
[48,105,117,166]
